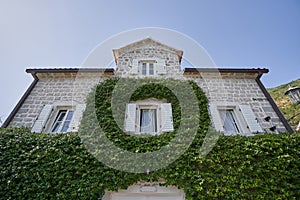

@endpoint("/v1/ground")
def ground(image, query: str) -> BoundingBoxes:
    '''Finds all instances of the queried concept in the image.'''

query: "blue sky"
[0,0,300,123]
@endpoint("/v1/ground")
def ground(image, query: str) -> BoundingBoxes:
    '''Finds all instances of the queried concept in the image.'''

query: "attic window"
[130,58,166,75]
[140,61,155,76]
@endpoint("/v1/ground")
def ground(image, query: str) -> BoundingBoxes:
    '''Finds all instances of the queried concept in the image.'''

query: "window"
[50,110,74,133]
[140,61,155,75]
[139,107,157,133]
[219,109,240,134]
[31,103,86,133]
[130,58,166,75]
[124,100,173,135]
[209,103,263,135]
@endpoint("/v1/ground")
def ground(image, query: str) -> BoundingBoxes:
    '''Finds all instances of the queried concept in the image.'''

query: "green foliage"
[1,78,299,199]
[78,77,212,191]
[0,128,104,199]
[268,79,300,131]
[1,129,299,199]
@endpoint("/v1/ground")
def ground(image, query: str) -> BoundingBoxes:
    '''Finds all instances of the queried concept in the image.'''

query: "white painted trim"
[239,104,263,133]
[67,104,86,132]
[124,103,137,132]
[31,104,53,133]
[161,103,174,132]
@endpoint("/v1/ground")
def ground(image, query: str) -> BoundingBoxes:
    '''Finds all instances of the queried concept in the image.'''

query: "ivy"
[0,78,299,199]
[0,128,103,199]
[77,78,211,190]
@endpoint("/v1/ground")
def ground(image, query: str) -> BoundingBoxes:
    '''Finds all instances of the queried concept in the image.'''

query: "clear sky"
[0,0,300,124]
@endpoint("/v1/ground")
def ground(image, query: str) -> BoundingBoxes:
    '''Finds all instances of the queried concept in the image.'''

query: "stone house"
[1,38,293,199]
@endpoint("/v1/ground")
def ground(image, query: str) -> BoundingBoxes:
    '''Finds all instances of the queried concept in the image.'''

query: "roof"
[183,68,269,74]
[26,68,115,74]
[25,67,268,76]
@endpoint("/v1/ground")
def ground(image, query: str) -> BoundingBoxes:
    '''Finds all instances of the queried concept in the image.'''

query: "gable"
[113,37,183,66]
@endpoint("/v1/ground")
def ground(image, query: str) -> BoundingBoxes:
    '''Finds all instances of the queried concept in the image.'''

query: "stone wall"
[10,70,286,133]
[185,73,287,132]
[9,72,109,128]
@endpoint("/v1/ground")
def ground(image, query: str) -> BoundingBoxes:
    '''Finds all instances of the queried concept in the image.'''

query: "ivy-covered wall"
[79,78,210,174]
[1,129,299,199]
[1,78,299,199]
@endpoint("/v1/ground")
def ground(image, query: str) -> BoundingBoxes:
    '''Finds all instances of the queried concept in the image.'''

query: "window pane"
[61,121,70,132]
[140,109,157,133]
[220,110,240,133]
[51,122,61,133]
[61,111,74,132]
[142,63,147,75]
[66,111,74,121]
[149,63,154,75]
[50,110,72,133]
[50,110,67,133]
[57,111,66,122]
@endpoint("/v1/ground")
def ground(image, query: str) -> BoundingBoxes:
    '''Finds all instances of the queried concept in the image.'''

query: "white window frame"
[139,60,156,76]
[136,104,159,134]
[49,109,74,133]
[218,108,243,135]
[46,106,74,133]
[130,58,166,75]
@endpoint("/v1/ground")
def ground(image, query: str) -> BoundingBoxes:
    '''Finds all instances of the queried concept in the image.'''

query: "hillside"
[268,79,300,131]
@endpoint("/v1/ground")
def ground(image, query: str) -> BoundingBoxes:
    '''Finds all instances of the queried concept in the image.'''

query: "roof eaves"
[183,68,269,74]
[26,68,115,74]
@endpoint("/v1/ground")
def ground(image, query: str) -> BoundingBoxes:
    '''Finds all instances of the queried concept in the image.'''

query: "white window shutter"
[131,59,139,74]
[31,104,53,133]
[67,104,86,132]
[124,103,137,132]
[156,59,167,74]
[239,105,263,133]
[208,103,223,132]
[161,103,174,132]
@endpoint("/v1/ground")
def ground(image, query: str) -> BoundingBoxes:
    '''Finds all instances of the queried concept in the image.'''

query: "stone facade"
[9,72,108,128]
[186,73,287,132]
[4,38,291,134]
